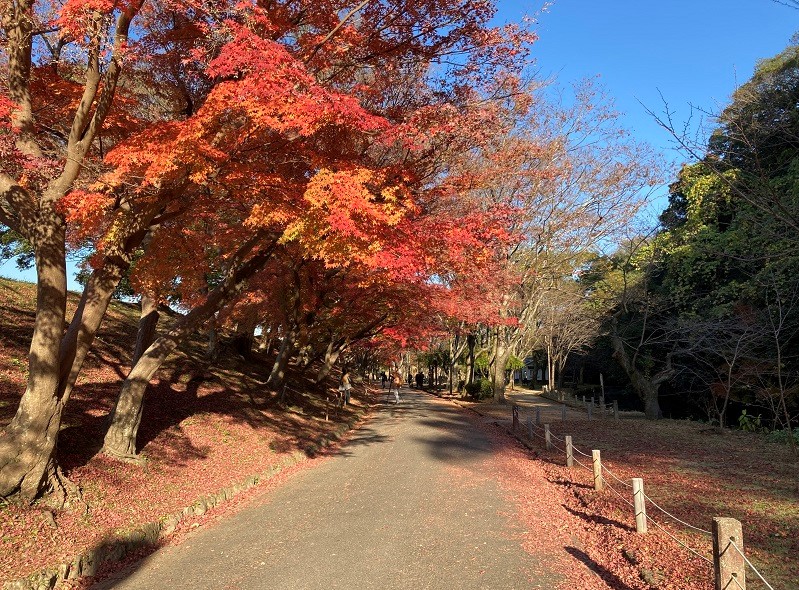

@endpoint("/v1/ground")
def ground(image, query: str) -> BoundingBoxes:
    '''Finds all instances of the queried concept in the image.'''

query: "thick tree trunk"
[0,209,124,500]
[103,332,182,458]
[315,339,345,383]
[267,330,296,390]
[492,339,510,403]
[133,293,159,365]
[641,384,663,420]
[0,1,142,501]
[0,205,67,501]
[0,197,142,501]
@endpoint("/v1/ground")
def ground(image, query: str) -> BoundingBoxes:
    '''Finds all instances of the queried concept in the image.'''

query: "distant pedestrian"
[407,372,413,388]
[380,371,387,389]
[339,368,352,406]
[415,371,424,389]
[390,367,402,403]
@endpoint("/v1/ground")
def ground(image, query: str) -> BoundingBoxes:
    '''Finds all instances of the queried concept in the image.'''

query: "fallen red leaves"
[0,278,370,585]
[468,395,799,589]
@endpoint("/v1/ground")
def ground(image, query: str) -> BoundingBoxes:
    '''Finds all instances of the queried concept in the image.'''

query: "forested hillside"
[575,43,799,444]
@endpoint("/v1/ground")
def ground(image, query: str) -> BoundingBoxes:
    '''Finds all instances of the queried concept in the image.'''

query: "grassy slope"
[0,277,367,584]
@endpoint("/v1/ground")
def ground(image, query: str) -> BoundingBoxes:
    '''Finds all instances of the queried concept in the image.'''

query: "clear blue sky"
[2,1,797,287]
[502,0,797,160]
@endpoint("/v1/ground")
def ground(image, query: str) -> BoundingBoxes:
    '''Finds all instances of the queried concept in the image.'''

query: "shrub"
[738,410,763,432]
[767,428,799,445]
[464,379,495,399]
[464,381,481,397]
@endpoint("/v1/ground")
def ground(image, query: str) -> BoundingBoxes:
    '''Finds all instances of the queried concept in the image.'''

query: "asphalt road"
[94,389,557,589]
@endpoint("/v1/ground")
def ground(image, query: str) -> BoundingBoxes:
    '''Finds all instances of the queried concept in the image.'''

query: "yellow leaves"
[243,166,418,269]
[244,199,295,231]
[302,167,413,227]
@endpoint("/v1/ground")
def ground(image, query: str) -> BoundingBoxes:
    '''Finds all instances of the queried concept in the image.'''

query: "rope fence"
[509,404,779,590]
[541,387,621,422]
[730,540,775,590]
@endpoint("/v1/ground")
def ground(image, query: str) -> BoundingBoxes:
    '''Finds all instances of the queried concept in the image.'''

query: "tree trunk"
[0,1,144,501]
[103,332,182,458]
[267,329,296,390]
[449,337,455,396]
[610,329,664,420]
[133,293,159,365]
[0,215,147,500]
[641,384,663,420]
[315,339,345,383]
[466,333,476,385]
[492,338,510,403]
[0,203,68,501]
[205,316,220,362]
[258,333,273,354]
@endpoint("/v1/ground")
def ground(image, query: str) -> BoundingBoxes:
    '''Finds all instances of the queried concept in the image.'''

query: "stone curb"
[2,410,367,590]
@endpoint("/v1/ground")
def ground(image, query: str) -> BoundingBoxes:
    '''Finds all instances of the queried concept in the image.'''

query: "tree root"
[42,464,89,514]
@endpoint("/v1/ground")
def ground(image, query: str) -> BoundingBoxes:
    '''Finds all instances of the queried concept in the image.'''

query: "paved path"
[94,389,558,589]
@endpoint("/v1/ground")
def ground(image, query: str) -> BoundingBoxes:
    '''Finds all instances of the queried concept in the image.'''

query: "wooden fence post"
[544,424,552,450]
[512,405,519,431]
[632,478,647,534]
[713,517,745,590]
[587,404,593,420]
[613,400,619,421]
[535,407,541,425]
[527,415,533,439]
[565,435,573,468]
[592,450,603,491]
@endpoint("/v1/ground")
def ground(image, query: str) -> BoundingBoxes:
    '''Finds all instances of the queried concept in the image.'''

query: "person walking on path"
[339,368,352,406]
[389,366,402,403]
[380,371,387,389]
